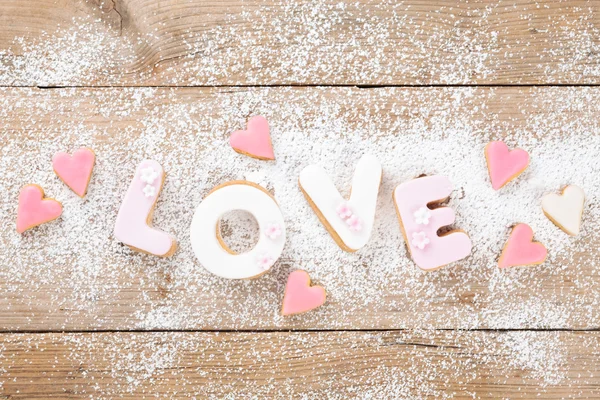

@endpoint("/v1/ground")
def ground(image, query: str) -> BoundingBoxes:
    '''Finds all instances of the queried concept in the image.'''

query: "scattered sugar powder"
[0,330,595,397]
[0,0,600,393]
[0,86,599,336]
[1,1,600,85]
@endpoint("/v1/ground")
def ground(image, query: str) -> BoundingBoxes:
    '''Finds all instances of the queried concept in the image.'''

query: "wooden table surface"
[1,1,599,398]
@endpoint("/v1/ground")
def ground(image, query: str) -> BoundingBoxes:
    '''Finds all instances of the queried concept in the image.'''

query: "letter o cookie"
[190,181,286,279]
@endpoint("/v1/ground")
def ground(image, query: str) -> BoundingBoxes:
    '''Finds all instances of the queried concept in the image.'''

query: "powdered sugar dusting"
[1,1,600,85]
[0,330,596,397]
[1,0,600,394]
[0,86,598,334]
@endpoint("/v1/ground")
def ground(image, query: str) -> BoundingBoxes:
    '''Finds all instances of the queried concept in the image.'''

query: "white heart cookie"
[541,185,585,236]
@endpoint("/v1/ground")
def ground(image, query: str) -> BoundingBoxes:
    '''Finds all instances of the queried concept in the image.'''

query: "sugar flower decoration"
[140,167,159,185]
[142,184,156,198]
[257,253,275,271]
[336,202,353,219]
[411,231,430,250]
[414,207,431,225]
[264,223,282,240]
[346,214,362,232]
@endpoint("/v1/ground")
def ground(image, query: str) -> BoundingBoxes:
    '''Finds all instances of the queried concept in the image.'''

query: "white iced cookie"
[190,181,286,279]
[298,153,382,252]
[541,185,585,236]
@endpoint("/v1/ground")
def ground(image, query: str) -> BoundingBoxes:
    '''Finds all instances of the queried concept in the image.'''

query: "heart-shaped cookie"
[52,148,96,197]
[16,185,63,233]
[281,270,326,316]
[485,141,529,190]
[542,185,584,236]
[229,116,275,160]
[498,223,547,269]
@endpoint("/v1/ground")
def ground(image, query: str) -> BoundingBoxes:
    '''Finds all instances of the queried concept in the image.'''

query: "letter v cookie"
[114,160,177,257]
[299,153,382,252]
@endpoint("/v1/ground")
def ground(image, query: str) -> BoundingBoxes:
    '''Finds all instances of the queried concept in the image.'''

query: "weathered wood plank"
[0,86,599,331]
[0,330,598,398]
[1,0,600,86]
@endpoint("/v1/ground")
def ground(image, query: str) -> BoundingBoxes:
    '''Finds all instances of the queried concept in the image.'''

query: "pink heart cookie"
[229,116,275,160]
[498,223,547,269]
[485,141,529,190]
[52,148,96,197]
[281,270,326,316]
[16,185,63,233]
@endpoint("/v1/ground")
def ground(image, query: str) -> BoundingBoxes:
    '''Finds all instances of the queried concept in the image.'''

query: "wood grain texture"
[1,1,598,395]
[1,86,598,331]
[1,0,600,86]
[0,330,598,398]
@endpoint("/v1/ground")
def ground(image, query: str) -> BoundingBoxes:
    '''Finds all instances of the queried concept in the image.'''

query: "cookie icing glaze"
[541,185,584,236]
[229,116,275,160]
[281,270,326,316]
[393,175,472,271]
[485,141,529,190]
[16,185,63,234]
[52,148,96,197]
[190,181,286,279]
[298,154,382,252]
[498,223,547,269]
[114,160,177,257]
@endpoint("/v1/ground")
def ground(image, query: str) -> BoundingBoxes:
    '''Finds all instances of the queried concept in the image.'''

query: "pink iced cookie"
[229,116,275,160]
[485,141,529,190]
[52,148,96,197]
[16,185,63,233]
[498,223,547,269]
[114,160,177,257]
[281,270,326,316]
[393,175,472,271]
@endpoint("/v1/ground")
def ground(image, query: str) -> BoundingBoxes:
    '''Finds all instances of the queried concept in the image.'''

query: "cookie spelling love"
[15,117,585,316]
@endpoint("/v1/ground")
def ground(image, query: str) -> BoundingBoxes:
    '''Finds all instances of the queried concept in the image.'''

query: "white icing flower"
[257,253,275,271]
[414,207,431,225]
[140,167,159,185]
[336,202,353,219]
[346,214,362,232]
[264,223,282,240]
[142,184,156,198]
[411,231,430,250]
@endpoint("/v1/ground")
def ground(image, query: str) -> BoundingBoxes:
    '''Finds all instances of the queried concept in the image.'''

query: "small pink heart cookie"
[229,116,275,160]
[16,185,63,233]
[485,141,529,190]
[498,223,547,269]
[281,270,326,316]
[52,148,96,197]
